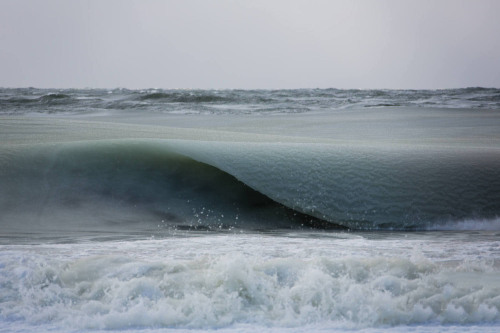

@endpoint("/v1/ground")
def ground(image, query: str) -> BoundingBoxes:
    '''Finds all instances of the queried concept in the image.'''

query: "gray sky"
[1,0,499,89]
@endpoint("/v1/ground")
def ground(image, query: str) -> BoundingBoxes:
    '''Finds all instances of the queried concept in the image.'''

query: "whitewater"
[1,88,500,332]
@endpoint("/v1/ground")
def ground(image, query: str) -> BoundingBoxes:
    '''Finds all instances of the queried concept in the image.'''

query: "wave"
[0,141,334,237]
[38,93,72,102]
[0,93,76,115]
[138,92,230,103]
[1,138,500,233]
[169,140,500,230]
[363,103,401,107]
[0,94,72,106]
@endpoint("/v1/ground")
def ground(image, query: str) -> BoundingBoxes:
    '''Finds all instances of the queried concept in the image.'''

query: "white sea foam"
[1,232,499,332]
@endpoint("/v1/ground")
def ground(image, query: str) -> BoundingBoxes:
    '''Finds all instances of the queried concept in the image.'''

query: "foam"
[1,234,499,331]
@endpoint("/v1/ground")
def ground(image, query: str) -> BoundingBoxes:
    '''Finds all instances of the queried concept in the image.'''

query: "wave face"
[1,87,500,115]
[1,138,500,233]
[171,141,500,230]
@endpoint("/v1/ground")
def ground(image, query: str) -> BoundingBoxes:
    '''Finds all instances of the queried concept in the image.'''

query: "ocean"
[1,87,500,332]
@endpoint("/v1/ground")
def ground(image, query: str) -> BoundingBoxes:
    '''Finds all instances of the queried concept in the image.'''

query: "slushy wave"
[1,139,499,232]
[0,140,332,237]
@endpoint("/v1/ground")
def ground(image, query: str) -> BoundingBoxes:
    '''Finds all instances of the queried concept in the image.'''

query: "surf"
[1,233,500,331]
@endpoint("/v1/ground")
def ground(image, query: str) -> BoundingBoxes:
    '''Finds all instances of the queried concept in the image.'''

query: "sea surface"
[1,87,500,332]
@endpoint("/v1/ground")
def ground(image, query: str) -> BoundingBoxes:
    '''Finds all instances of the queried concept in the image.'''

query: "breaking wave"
[1,139,499,234]
[0,141,333,237]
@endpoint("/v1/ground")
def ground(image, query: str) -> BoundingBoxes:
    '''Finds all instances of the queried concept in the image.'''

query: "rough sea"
[1,87,500,332]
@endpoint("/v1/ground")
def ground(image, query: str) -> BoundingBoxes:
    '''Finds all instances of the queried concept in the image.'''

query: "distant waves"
[1,87,500,115]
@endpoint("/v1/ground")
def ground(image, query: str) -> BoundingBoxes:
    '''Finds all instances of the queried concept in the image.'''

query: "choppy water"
[1,87,500,115]
[1,88,500,332]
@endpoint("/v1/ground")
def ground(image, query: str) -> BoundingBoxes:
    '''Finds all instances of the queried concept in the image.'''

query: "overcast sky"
[1,0,499,89]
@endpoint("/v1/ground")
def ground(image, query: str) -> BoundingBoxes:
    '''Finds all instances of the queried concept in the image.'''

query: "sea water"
[1,88,500,332]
